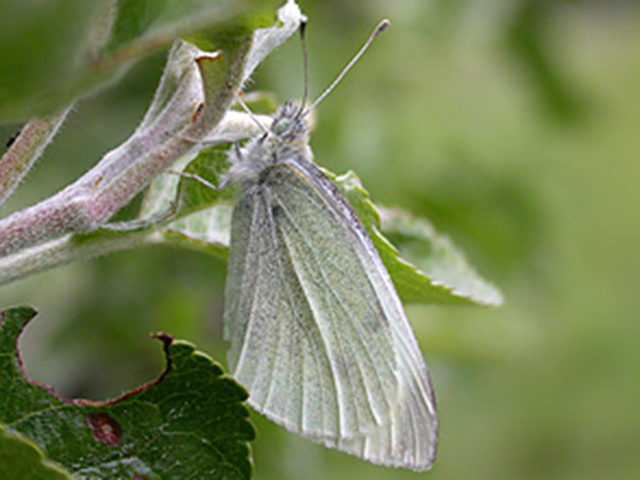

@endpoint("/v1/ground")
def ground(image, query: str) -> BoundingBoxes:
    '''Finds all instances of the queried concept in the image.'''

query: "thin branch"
[0,41,250,258]
[0,106,72,206]
[0,227,161,286]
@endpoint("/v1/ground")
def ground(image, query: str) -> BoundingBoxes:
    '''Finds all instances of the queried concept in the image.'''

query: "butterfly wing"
[224,158,437,471]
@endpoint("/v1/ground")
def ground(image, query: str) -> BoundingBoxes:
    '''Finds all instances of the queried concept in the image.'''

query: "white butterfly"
[222,21,438,472]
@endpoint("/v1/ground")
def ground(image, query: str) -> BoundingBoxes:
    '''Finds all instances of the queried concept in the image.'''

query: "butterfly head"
[270,102,308,142]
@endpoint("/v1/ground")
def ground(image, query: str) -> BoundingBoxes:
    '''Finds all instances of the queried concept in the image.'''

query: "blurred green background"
[1,1,639,479]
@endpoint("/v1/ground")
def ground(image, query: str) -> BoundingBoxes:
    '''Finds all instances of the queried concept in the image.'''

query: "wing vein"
[276,195,389,410]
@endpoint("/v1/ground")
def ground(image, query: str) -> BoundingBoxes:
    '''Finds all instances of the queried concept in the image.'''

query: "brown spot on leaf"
[87,412,122,447]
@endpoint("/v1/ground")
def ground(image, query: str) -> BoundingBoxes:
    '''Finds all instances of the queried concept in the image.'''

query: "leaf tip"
[151,332,174,347]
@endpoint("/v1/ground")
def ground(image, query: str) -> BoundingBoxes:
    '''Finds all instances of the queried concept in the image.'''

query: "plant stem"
[0,40,250,258]
[0,106,72,206]
[0,227,160,286]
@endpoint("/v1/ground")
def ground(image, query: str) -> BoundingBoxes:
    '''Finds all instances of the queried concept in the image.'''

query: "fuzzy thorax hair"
[224,102,313,188]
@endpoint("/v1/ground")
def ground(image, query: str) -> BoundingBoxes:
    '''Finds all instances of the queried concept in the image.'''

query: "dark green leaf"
[0,0,105,121]
[0,0,280,122]
[0,306,255,480]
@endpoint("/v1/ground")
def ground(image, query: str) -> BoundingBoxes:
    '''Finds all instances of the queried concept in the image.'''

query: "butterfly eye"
[273,117,292,135]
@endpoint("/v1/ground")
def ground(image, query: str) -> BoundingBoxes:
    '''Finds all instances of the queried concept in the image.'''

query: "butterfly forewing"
[270,165,399,433]
[224,156,437,470]
[225,182,342,437]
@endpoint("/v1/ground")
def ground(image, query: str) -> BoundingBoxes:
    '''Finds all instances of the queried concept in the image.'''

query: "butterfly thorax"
[225,102,311,188]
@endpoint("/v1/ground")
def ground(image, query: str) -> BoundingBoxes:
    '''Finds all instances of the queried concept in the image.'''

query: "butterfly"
[220,20,438,471]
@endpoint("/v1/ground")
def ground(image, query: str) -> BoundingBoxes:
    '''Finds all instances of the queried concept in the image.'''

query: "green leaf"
[0,429,72,480]
[164,205,234,260]
[0,306,255,480]
[139,146,235,259]
[0,0,280,122]
[378,206,504,307]
[329,171,503,306]
[138,142,237,256]
[178,145,236,216]
[0,0,105,121]
[151,146,237,259]
[106,0,277,55]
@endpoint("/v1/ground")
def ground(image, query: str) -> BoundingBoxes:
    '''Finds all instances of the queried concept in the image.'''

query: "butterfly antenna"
[227,82,269,134]
[296,16,310,119]
[304,19,389,116]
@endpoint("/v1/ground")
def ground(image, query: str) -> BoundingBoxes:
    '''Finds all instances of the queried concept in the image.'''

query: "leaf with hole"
[0,306,255,480]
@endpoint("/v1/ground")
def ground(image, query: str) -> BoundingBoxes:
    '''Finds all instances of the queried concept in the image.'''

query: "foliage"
[0,306,254,479]
[0,1,512,478]
[0,0,281,122]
